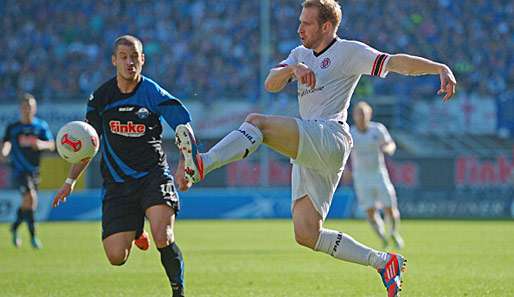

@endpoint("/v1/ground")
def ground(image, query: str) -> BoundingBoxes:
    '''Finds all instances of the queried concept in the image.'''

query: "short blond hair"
[355,101,373,117]
[302,0,342,30]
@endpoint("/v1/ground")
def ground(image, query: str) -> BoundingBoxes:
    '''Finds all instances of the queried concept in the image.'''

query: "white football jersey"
[350,122,392,179]
[280,38,390,126]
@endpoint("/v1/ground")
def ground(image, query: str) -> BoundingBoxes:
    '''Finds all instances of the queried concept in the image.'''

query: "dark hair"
[113,35,144,55]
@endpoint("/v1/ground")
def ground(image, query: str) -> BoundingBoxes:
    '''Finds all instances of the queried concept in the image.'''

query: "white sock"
[314,228,389,269]
[201,122,263,175]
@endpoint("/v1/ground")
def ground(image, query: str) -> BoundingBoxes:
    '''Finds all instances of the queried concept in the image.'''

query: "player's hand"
[438,65,457,101]
[175,158,192,192]
[292,63,316,89]
[52,183,74,208]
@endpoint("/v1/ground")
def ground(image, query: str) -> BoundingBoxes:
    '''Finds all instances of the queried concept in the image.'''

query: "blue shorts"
[13,172,40,194]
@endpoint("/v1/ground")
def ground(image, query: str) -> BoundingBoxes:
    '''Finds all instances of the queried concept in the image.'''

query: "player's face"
[20,100,36,120]
[112,44,145,82]
[298,7,324,49]
[353,108,370,130]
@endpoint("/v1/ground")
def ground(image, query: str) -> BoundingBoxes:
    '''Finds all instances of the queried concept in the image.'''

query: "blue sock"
[11,208,23,232]
[158,242,185,297]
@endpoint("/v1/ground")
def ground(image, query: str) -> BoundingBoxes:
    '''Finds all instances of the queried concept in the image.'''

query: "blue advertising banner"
[0,188,355,222]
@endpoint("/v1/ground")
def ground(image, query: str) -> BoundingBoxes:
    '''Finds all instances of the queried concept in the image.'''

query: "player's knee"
[245,113,267,130]
[366,209,377,221]
[105,250,128,266]
[152,226,173,248]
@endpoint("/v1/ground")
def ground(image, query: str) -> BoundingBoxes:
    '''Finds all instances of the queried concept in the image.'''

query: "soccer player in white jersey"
[350,101,404,249]
[175,1,456,296]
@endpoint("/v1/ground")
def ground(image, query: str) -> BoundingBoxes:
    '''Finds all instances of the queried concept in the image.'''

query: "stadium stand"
[0,0,512,107]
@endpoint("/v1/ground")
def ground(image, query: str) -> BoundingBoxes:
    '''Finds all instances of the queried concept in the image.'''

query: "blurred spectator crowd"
[0,0,512,103]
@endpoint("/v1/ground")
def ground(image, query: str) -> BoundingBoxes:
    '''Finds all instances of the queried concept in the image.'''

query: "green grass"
[1,220,513,297]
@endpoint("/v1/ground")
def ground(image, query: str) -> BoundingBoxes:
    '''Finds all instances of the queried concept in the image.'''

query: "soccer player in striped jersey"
[176,1,456,296]
[1,93,55,249]
[52,35,195,297]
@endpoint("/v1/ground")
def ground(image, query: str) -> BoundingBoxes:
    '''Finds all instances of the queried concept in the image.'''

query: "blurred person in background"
[349,101,404,249]
[0,93,55,249]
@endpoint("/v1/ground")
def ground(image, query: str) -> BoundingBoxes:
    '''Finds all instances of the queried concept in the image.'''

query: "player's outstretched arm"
[265,63,316,92]
[52,159,91,207]
[33,139,55,152]
[386,54,457,101]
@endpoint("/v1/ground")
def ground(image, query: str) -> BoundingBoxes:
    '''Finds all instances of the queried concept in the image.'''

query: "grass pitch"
[1,220,513,297]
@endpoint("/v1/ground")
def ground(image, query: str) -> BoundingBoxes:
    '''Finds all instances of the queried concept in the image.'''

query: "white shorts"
[291,119,352,220]
[354,175,397,210]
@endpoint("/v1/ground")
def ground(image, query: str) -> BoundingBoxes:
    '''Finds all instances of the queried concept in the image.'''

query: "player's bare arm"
[0,141,11,162]
[386,54,457,101]
[33,139,55,152]
[265,63,316,92]
[381,141,396,156]
[52,159,91,207]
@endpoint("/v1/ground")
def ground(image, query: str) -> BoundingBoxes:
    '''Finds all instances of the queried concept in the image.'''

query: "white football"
[56,121,99,164]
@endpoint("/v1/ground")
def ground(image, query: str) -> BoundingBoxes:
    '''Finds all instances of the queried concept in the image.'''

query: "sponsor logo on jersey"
[118,106,135,112]
[299,85,325,97]
[109,120,146,137]
[136,107,150,119]
[320,57,331,69]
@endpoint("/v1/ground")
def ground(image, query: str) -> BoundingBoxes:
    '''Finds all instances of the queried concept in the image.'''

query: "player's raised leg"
[177,113,299,184]
[146,205,184,297]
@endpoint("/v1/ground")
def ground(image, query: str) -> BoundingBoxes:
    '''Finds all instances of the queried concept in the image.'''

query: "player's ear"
[322,21,331,33]
[111,54,116,67]
[141,53,145,66]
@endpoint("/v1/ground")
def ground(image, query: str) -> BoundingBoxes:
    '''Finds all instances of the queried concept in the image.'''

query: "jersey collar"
[313,38,337,57]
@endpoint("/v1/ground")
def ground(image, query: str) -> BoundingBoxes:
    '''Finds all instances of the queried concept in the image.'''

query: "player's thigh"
[377,180,397,209]
[102,231,136,264]
[247,113,299,159]
[354,183,378,211]
[21,190,37,209]
[141,170,180,247]
[145,204,176,246]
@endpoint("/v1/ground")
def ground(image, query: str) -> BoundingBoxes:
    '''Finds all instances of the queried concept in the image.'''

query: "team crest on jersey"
[136,107,150,119]
[320,57,331,69]
[109,120,146,137]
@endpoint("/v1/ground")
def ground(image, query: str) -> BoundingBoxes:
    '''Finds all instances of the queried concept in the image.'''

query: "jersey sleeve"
[376,123,393,145]
[149,84,191,131]
[277,47,299,67]
[346,41,390,78]
[85,92,103,136]
[39,121,53,141]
